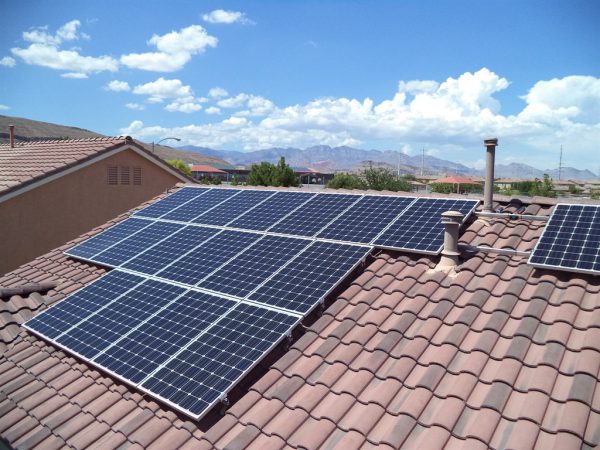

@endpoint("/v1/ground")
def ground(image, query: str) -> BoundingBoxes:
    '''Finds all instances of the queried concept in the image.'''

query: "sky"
[0,0,599,171]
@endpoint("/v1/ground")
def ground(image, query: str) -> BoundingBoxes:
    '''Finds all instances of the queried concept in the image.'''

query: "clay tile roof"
[1,184,599,449]
[0,136,141,196]
[190,165,227,174]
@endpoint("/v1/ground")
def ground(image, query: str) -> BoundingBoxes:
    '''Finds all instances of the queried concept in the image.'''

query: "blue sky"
[1,1,599,171]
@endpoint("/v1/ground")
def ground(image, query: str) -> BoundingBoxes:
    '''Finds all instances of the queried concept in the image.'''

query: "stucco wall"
[0,148,182,275]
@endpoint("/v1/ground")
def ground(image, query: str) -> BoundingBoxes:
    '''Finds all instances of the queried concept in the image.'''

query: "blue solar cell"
[122,226,219,275]
[156,230,260,286]
[529,204,600,274]
[199,235,310,297]
[66,218,152,260]
[249,241,371,313]
[374,198,479,253]
[269,193,361,237]
[162,189,240,223]
[228,191,316,231]
[193,190,276,226]
[95,291,236,383]
[141,303,298,416]
[93,221,184,267]
[134,187,211,219]
[318,195,414,243]
[24,271,144,340]
[56,278,186,359]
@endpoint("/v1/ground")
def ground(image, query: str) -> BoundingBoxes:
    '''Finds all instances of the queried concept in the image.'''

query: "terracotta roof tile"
[1,186,598,449]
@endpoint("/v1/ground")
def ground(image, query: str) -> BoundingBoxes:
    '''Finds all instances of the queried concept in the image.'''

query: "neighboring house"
[190,165,228,182]
[0,185,598,449]
[0,135,191,275]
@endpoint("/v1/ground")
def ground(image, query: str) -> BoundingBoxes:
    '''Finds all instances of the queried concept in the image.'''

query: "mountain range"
[1,114,596,180]
[180,145,598,180]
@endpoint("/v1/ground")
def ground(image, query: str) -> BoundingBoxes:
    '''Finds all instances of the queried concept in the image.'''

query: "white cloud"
[132,77,205,113]
[61,72,87,79]
[106,80,131,91]
[0,104,10,110]
[0,56,16,68]
[12,20,118,76]
[205,106,221,115]
[120,25,217,72]
[208,87,228,98]
[125,103,145,110]
[119,69,600,166]
[202,9,252,25]
[133,77,192,99]
[165,100,202,113]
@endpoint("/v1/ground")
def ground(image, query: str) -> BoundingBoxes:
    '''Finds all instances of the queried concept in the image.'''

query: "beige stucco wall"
[0,148,182,276]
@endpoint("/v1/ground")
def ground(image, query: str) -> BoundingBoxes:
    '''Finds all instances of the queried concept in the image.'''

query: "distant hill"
[181,144,598,180]
[0,115,228,166]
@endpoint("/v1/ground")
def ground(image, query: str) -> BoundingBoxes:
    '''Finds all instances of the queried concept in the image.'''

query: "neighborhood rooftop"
[1,182,598,449]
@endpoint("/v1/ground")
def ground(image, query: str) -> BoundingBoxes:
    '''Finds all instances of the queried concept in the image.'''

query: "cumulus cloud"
[132,77,204,113]
[120,25,217,72]
[205,106,221,115]
[208,87,228,98]
[125,103,145,110]
[202,9,253,25]
[106,80,131,91]
[0,56,16,68]
[11,20,118,76]
[61,72,87,79]
[0,104,10,110]
[119,69,600,166]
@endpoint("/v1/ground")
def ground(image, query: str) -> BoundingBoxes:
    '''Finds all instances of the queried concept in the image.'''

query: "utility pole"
[397,151,400,178]
[558,145,564,180]
[421,148,425,176]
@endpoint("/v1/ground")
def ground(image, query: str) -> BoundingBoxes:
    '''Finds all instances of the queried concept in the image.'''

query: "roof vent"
[483,138,498,212]
[436,210,464,270]
[9,124,14,148]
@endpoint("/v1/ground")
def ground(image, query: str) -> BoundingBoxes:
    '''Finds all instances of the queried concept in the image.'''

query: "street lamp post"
[152,137,181,153]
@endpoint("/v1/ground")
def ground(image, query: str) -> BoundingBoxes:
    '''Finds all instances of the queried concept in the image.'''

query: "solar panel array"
[528,204,600,275]
[27,186,481,420]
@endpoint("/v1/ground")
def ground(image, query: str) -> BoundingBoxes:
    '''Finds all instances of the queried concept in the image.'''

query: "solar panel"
[199,235,310,297]
[269,193,361,237]
[134,187,211,219]
[193,189,276,226]
[121,226,219,276]
[66,218,153,260]
[228,191,316,231]
[156,230,261,286]
[529,204,600,275]
[55,279,187,359]
[318,195,415,244]
[248,241,371,313]
[140,302,299,417]
[94,290,237,383]
[92,221,184,267]
[24,271,144,340]
[162,188,240,223]
[374,198,479,254]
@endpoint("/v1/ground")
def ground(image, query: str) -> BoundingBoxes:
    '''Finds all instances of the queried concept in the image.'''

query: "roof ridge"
[0,136,130,146]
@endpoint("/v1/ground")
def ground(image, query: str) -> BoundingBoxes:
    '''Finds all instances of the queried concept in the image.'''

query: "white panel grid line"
[23,272,146,342]
[134,187,213,219]
[65,217,157,261]
[368,197,419,244]
[194,190,278,226]
[162,189,244,223]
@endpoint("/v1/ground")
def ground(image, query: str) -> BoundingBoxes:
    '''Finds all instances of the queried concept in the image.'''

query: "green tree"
[210,175,222,185]
[362,168,411,192]
[327,173,368,190]
[531,174,556,197]
[273,157,300,187]
[247,161,277,186]
[247,157,299,187]
[166,159,191,176]
[568,184,582,195]
[230,174,240,186]
[429,183,454,194]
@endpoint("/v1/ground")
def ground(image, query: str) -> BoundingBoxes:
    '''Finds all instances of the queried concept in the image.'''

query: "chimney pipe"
[483,137,497,212]
[437,210,464,269]
[9,125,15,148]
